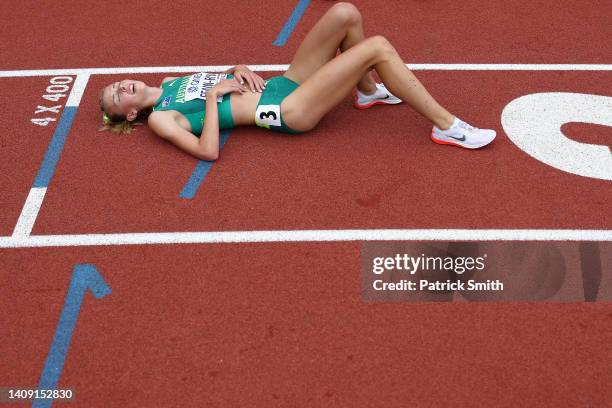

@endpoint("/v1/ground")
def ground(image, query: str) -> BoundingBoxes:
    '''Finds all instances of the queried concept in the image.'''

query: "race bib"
[255,105,282,128]
[184,72,228,103]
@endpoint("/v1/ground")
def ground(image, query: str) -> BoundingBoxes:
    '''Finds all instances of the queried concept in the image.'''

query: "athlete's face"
[102,79,148,121]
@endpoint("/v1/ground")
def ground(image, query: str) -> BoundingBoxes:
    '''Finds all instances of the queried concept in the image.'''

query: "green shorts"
[254,76,303,135]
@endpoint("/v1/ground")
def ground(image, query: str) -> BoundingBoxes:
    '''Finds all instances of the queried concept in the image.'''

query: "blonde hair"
[98,89,149,135]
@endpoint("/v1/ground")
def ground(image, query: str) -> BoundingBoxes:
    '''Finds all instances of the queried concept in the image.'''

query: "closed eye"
[112,82,118,105]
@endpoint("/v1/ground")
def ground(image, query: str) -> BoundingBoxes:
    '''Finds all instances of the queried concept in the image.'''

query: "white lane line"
[11,188,47,238]
[1,64,612,78]
[67,74,90,107]
[0,229,611,248]
[4,67,610,247]
[11,74,89,238]
[409,64,612,71]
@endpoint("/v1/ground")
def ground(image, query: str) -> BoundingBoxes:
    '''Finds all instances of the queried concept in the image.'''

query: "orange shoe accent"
[354,100,391,110]
[353,94,392,110]
[430,132,463,148]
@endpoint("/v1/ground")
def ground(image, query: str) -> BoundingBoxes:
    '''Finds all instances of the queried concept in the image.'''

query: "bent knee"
[365,35,395,57]
[330,2,362,26]
[367,35,393,49]
[281,103,318,132]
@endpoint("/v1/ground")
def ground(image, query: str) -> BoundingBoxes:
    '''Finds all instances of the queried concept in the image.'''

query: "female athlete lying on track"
[99,2,496,160]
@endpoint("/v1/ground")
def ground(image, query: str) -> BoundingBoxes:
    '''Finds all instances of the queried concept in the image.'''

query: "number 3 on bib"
[255,105,282,129]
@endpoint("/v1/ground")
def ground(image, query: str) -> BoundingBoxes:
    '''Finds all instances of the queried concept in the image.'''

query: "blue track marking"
[273,0,311,46]
[34,264,111,408]
[33,106,78,188]
[180,129,232,199]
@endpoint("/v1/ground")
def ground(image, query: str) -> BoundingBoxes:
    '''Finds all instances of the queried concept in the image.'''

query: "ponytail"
[98,92,151,135]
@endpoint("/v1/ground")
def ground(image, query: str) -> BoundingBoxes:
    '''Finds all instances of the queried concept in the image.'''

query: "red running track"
[1,1,611,406]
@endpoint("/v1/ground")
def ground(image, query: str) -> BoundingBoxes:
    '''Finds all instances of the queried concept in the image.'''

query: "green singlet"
[152,73,235,136]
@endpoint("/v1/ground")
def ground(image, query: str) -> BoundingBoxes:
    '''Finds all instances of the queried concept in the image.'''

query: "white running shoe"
[431,118,496,149]
[354,83,402,109]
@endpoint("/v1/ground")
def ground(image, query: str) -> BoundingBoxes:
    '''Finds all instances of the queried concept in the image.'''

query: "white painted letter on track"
[31,76,73,128]
[46,84,69,93]
[501,92,612,180]
[31,117,57,127]
[49,76,73,85]
[35,105,61,114]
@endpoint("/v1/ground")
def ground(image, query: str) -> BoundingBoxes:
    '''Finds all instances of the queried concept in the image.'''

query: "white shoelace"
[457,121,477,131]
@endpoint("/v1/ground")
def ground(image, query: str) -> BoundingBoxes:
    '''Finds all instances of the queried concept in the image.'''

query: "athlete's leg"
[283,36,455,131]
[284,2,377,94]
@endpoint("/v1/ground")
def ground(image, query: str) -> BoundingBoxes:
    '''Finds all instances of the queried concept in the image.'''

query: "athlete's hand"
[231,65,266,93]
[209,79,248,97]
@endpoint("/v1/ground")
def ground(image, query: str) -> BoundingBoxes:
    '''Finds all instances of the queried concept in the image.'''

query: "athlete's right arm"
[148,111,220,161]
[148,80,246,161]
